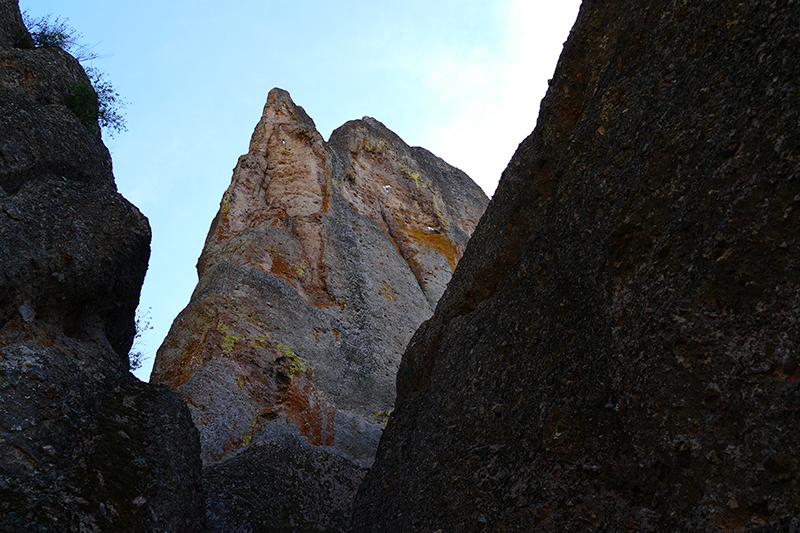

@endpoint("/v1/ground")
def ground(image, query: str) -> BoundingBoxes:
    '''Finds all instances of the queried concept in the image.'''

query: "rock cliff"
[353,0,800,531]
[150,88,488,531]
[0,1,204,530]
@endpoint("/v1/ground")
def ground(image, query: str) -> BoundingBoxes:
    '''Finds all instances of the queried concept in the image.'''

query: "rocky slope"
[353,0,800,531]
[0,1,204,530]
[150,88,488,531]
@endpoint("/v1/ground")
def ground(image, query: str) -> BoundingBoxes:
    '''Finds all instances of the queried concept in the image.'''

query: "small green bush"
[24,12,72,49]
[22,11,127,137]
[87,67,127,135]
[22,12,97,62]
[64,79,98,132]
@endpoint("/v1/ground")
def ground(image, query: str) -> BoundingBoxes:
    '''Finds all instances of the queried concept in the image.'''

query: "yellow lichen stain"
[270,253,309,284]
[195,310,214,328]
[265,339,336,447]
[173,309,215,387]
[294,258,308,277]
[431,196,449,230]
[380,283,398,301]
[215,187,235,243]
[371,409,393,426]
[402,225,460,271]
[217,410,262,458]
[363,139,385,153]
[410,172,426,190]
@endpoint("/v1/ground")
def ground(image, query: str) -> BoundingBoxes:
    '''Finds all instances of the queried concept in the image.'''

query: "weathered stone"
[0,3,205,530]
[0,23,114,195]
[0,0,30,48]
[204,433,363,533]
[353,0,800,531]
[151,88,488,531]
[0,328,204,532]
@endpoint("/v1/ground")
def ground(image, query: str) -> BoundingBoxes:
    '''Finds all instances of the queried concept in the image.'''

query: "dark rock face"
[150,88,488,531]
[0,0,29,49]
[204,433,364,533]
[0,14,114,196]
[0,2,205,531]
[353,0,800,531]
[0,334,204,532]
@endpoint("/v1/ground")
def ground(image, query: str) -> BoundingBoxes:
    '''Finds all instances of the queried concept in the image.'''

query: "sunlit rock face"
[151,87,488,531]
[0,1,205,531]
[353,1,800,531]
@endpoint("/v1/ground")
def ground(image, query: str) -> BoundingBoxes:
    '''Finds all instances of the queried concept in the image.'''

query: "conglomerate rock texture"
[353,0,800,531]
[150,88,488,531]
[0,2,205,531]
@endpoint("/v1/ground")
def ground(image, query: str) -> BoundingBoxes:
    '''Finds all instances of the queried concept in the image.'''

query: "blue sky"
[20,1,581,380]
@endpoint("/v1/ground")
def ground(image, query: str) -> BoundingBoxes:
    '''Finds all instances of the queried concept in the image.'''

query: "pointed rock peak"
[152,89,489,530]
[247,87,322,157]
[265,87,316,130]
[331,115,409,155]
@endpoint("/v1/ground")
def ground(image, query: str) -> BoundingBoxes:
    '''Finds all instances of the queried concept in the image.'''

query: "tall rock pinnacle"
[151,88,488,530]
[353,1,800,531]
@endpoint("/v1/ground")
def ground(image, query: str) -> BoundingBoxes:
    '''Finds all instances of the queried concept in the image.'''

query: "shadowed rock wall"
[353,0,800,531]
[0,2,205,530]
[151,88,488,531]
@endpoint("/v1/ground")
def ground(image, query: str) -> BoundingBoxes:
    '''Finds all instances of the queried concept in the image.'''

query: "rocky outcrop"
[353,0,800,531]
[150,88,488,531]
[204,433,364,532]
[0,2,204,530]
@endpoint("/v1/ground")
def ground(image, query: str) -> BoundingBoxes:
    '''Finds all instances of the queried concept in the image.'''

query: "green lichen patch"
[250,334,270,348]
[410,172,426,190]
[241,412,259,447]
[363,139,385,153]
[276,341,313,378]
[218,322,241,353]
[295,258,309,277]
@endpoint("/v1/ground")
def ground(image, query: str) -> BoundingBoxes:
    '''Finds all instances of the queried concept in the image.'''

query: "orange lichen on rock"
[162,312,217,388]
[213,193,234,244]
[279,380,336,447]
[399,224,461,272]
[269,253,300,282]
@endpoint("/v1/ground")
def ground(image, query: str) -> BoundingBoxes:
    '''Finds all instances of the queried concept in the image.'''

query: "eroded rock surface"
[151,88,488,531]
[0,2,204,530]
[353,0,800,531]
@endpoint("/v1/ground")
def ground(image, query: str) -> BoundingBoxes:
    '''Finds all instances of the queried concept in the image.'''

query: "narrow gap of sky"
[19,0,582,381]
